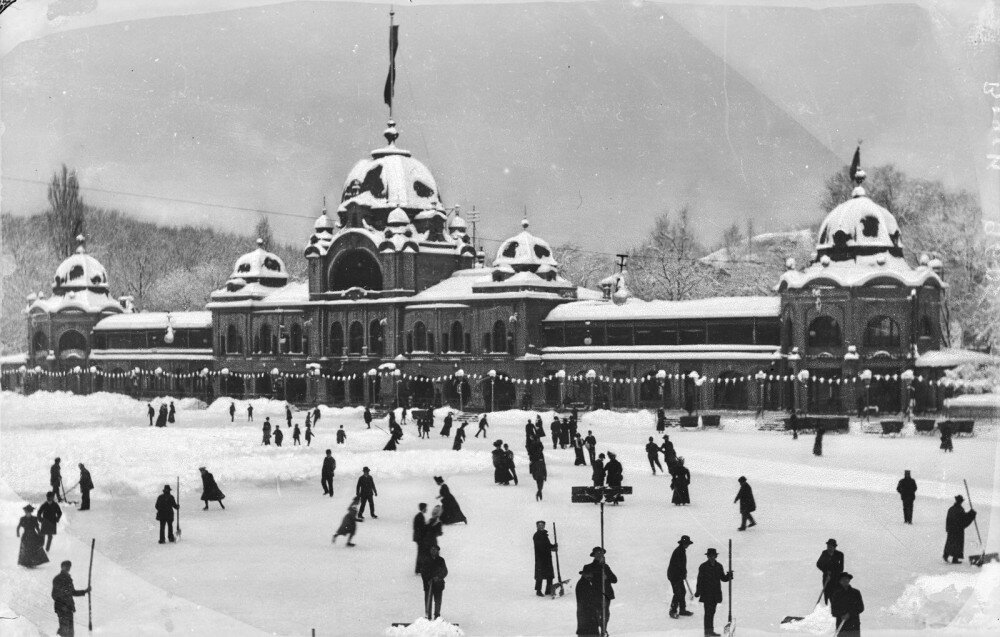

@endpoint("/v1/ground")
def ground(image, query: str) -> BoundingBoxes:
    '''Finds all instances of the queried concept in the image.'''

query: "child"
[336,426,347,445]
[293,423,302,446]
[333,500,360,546]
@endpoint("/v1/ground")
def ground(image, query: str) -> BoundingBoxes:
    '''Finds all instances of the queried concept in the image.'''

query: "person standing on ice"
[148,402,155,426]
[247,404,253,422]
[575,566,602,636]
[156,404,168,427]
[667,535,694,619]
[273,424,284,447]
[492,441,512,485]
[51,560,90,637]
[312,405,321,427]
[694,547,732,637]
[77,463,93,511]
[670,458,691,506]
[475,414,489,438]
[660,435,677,472]
[321,449,335,497]
[734,476,757,531]
[789,409,799,440]
[332,500,359,546]
[813,424,824,456]
[533,520,557,596]
[38,492,63,552]
[943,495,977,564]
[585,431,597,465]
[305,423,314,446]
[550,418,561,450]
[199,467,226,510]
[355,467,378,519]
[363,405,372,429]
[646,437,664,474]
[292,423,302,446]
[530,450,548,501]
[939,421,953,452]
[572,433,587,466]
[168,401,176,424]
[896,470,917,524]
[592,453,606,487]
[452,422,467,450]
[17,504,49,568]
[413,503,428,573]
[262,418,271,445]
[441,412,453,437]
[229,401,236,422]
[336,425,346,444]
[604,452,623,503]
[504,443,519,486]
[419,544,448,620]
[830,572,863,637]
[50,458,64,502]
[582,547,617,632]
[435,476,468,524]
[155,484,179,544]
[816,538,844,604]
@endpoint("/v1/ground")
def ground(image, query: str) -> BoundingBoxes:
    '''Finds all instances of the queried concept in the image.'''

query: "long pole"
[963,479,985,549]
[552,522,563,598]
[87,538,95,632]
[727,538,733,629]
[176,476,181,537]
[388,8,395,120]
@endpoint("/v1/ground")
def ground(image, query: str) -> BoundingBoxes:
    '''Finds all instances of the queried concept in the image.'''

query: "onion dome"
[492,219,559,273]
[230,239,288,287]
[314,198,334,232]
[52,235,109,294]
[448,214,468,233]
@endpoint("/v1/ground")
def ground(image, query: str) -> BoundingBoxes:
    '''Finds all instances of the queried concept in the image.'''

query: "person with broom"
[694,547,733,637]
[668,535,695,619]
[943,495,977,564]
[816,539,844,604]
[532,521,557,597]
[830,572,864,637]
[418,544,448,620]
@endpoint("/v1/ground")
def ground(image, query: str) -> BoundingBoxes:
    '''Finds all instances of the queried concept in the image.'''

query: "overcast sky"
[2,0,997,257]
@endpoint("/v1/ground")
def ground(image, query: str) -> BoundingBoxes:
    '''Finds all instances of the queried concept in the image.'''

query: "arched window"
[349,321,364,355]
[58,330,88,354]
[290,323,303,353]
[32,330,48,355]
[414,321,427,351]
[259,323,272,353]
[369,319,384,356]
[864,316,900,348]
[920,316,936,339]
[226,325,242,354]
[330,322,344,356]
[807,316,841,348]
[450,321,464,353]
[781,315,793,349]
[492,320,506,353]
[330,249,383,291]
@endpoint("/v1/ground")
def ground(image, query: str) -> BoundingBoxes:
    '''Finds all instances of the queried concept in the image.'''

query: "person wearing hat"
[671,458,691,506]
[50,457,63,502]
[582,546,618,633]
[16,504,49,568]
[435,476,468,525]
[333,499,360,546]
[321,449,336,497]
[944,495,977,564]
[694,547,733,637]
[355,467,378,520]
[604,452,623,504]
[591,453,606,488]
[816,539,844,604]
[575,567,602,636]
[896,470,917,524]
[199,467,226,510]
[660,435,678,473]
[667,535,695,619]
[418,544,448,620]
[77,463,94,511]
[51,559,90,637]
[38,491,63,552]
[646,437,664,475]
[734,476,756,531]
[533,521,558,596]
[829,572,864,636]
[155,484,180,544]
[413,503,428,574]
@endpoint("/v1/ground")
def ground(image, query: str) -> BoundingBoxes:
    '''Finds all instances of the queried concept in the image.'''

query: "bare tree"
[629,207,720,301]
[45,164,86,258]
[552,242,610,289]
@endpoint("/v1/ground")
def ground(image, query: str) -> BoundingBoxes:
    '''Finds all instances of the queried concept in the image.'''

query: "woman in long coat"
[16,505,49,568]
[155,404,169,427]
[492,442,512,485]
[168,401,176,423]
[671,458,691,505]
[333,501,359,546]
[435,477,468,525]
[440,413,453,437]
[199,467,226,509]
[813,425,824,456]
[452,423,467,450]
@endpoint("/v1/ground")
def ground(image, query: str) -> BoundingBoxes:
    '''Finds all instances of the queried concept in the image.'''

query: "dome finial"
[521,205,529,229]
[384,119,399,145]
[322,195,327,215]
[75,234,86,254]
[849,141,865,186]
[256,237,264,248]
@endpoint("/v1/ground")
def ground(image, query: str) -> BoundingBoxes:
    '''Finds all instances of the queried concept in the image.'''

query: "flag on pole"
[383,22,400,109]
[848,145,861,181]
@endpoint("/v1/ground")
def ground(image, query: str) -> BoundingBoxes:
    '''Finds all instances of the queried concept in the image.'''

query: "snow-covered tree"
[628,207,720,301]
[45,164,86,259]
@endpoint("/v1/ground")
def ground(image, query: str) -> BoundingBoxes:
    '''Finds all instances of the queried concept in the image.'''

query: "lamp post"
[367,368,377,406]
[860,369,873,421]
[555,369,566,409]
[687,371,701,416]
[586,369,597,409]
[656,370,667,409]
[901,369,915,420]
[392,369,401,408]
[164,313,175,345]
[488,369,497,413]
[755,370,767,417]
[455,369,465,413]
[797,369,810,415]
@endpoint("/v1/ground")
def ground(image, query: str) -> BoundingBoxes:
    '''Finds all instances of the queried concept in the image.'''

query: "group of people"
[260,416,317,447]
[17,459,95,571]
[146,401,176,427]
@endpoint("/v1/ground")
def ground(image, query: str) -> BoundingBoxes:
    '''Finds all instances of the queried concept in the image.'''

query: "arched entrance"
[446,378,472,408]
[58,330,88,357]
[330,249,383,291]
[807,370,842,414]
[715,371,746,410]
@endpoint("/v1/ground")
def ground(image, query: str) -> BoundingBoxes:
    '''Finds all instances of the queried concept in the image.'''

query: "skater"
[356,467,378,519]
[939,421,954,452]
[247,404,254,421]
[504,443,519,486]
[530,452,548,501]
[661,435,677,472]
[52,560,90,637]
[321,449,336,496]
[559,419,572,449]
[305,423,314,446]
[475,414,489,438]
[262,418,271,445]
[813,424,824,456]
[155,484,179,544]
[943,495,977,564]
[16,505,49,568]
[670,458,691,506]
[734,476,757,531]
[492,441,512,485]
[285,404,293,427]
[413,503,428,573]
[584,431,597,465]
[646,436,664,474]
[816,538,844,604]
[657,407,667,432]
[50,458,63,502]
[148,402,155,426]
[582,547,617,633]
[229,401,236,422]
[550,418,561,450]
[441,412,453,437]
[77,463,93,511]
[312,405,321,427]
[789,409,799,440]
[419,544,448,620]
[605,452,623,503]
[384,426,403,450]
[305,412,312,428]
[533,520,558,596]
[38,491,63,552]
[168,401,176,424]
[830,573,864,637]
[592,453,606,487]
[668,535,694,619]
[896,470,917,524]
[401,405,409,425]
[575,566,602,636]
[452,423,467,450]
[435,476,468,525]
[573,433,587,466]
[199,467,226,510]
[156,403,168,427]
[273,424,284,447]
[332,500,359,546]
[363,405,372,429]
[694,547,733,637]
[292,423,302,446]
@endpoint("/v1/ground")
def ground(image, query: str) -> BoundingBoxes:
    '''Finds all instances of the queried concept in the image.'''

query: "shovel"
[782,586,826,623]
[964,479,998,566]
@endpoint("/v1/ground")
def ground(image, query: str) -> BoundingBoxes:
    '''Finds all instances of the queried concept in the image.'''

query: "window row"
[543,320,780,348]
[91,330,213,350]
[800,315,932,349]
[221,323,308,356]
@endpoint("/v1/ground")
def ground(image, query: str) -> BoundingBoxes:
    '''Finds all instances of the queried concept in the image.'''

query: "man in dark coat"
[292,423,302,445]
[944,495,977,563]
[273,425,284,447]
[229,401,236,422]
[155,484,179,543]
[591,453,606,487]
[285,404,293,427]
[504,443,519,485]
[441,412,453,437]
[336,426,347,444]
[816,538,844,604]
[585,431,597,465]
[364,406,373,429]
[419,544,448,620]
[734,476,757,531]
[475,414,489,438]
[813,425,825,456]
[413,503,427,574]
[262,418,271,446]
[247,404,253,421]
[896,470,917,524]
[667,535,694,619]
[646,437,664,474]
[38,491,62,552]
[78,463,94,511]
[550,418,561,450]
[604,452,623,504]
[530,452,548,501]
[356,467,378,519]
[582,547,617,634]
[575,568,602,637]
[830,572,864,637]
[148,402,155,426]
[52,560,90,637]
[660,435,677,473]
[50,458,63,502]
[533,521,558,596]
[694,547,733,637]
[312,405,321,426]
[199,467,226,510]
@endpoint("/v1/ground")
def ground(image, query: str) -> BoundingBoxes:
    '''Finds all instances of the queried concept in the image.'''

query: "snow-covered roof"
[0,352,27,365]
[408,268,574,303]
[778,256,944,290]
[492,220,558,271]
[209,281,309,307]
[231,240,288,282]
[817,189,902,252]
[340,125,443,212]
[52,243,110,293]
[944,394,1000,409]
[473,271,575,292]
[29,290,123,316]
[94,311,212,331]
[544,296,780,322]
[915,348,997,368]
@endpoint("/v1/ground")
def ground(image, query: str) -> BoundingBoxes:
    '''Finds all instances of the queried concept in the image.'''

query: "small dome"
[230,239,288,284]
[387,207,410,225]
[493,219,558,272]
[52,236,109,293]
[314,213,334,231]
[449,215,468,231]
[816,192,902,258]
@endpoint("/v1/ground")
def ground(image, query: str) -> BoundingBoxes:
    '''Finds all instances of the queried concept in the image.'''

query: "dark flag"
[384,24,400,109]
[848,145,861,180]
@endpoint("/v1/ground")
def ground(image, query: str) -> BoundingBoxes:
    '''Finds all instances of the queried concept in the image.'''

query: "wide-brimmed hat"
[955,495,964,502]
[706,548,719,557]
[839,572,854,581]
[826,539,838,547]
[679,535,693,546]
[163,485,172,491]
[23,504,34,512]
[434,476,444,484]
[590,546,606,557]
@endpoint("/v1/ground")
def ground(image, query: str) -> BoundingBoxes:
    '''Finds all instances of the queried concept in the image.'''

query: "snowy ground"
[1,391,998,636]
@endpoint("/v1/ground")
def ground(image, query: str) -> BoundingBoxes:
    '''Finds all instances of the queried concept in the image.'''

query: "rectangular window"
[606,325,633,346]
[678,328,706,345]
[564,326,604,346]
[635,325,677,346]
[707,322,754,344]
[755,320,780,345]
[543,326,565,347]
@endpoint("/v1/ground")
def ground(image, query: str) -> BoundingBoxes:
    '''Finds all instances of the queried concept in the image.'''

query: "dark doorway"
[331,249,383,291]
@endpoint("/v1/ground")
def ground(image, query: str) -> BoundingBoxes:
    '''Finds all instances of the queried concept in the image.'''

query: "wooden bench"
[942,419,975,437]
[880,420,904,437]
[701,415,721,428]
[756,421,785,432]
[812,416,850,433]
[913,418,936,434]
[679,416,699,428]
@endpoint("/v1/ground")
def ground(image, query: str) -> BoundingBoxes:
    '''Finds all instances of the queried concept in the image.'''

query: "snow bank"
[1,391,205,426]
[779,603,835,634]
[385,618,465,636]
[886,563,1000,629]
[205,395,365,419]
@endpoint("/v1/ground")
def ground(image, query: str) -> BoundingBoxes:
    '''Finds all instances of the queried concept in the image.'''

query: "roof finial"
[384,119,399,145]
[256,237,264,248]
[322,195,327,215]
[849,140,865,185]
[75,234,86,254]
[521,205,529,229]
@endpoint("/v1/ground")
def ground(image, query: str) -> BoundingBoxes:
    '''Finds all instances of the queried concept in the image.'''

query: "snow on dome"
[314,213,334,232]
[52,237,110,293]
[230,239,288,283]
[816,193,902,256]
[449,215,467,231]
[387,207,410,225]
[492,219,558,273]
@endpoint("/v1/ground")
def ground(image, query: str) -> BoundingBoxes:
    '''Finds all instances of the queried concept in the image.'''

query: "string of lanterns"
[0,365,990,390]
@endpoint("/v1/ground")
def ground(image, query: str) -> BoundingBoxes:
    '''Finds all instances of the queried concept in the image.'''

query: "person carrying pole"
[52,559,90,637]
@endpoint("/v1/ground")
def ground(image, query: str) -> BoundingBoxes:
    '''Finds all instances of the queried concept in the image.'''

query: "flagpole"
[389,6,395,120]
